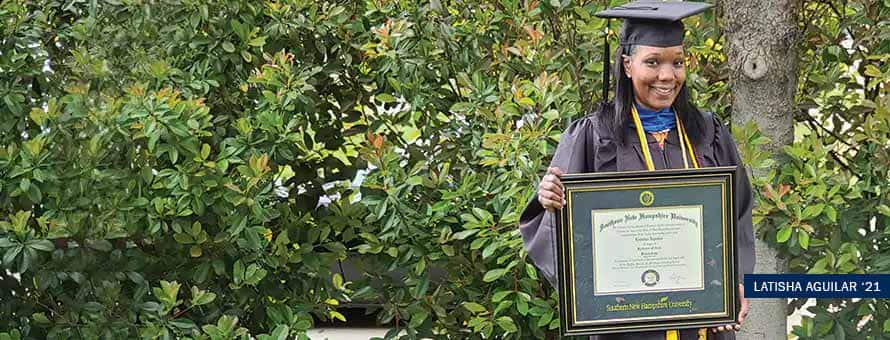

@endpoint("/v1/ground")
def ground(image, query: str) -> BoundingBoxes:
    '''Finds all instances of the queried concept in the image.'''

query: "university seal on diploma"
[555,168,741,336]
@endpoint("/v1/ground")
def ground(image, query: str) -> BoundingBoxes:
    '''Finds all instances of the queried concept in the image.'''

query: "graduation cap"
[594,1,713,101]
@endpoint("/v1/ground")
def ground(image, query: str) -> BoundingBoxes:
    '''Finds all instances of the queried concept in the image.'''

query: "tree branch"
[801,116,856,175]
[797,109,854,147]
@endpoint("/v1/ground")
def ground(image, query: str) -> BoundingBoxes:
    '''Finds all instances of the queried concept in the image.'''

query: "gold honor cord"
[630,105,657,171]
[666,330,679,340]
[630,105,706,340]
[676,112,700,168]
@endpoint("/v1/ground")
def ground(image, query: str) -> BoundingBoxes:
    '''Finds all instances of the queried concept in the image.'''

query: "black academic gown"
[519,112,756,340]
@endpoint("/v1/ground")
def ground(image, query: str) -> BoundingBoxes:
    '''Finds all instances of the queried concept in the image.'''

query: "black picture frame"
[556,167,739,336]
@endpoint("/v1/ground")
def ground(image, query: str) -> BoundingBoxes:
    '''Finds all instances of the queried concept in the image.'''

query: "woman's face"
[622,45,686,111]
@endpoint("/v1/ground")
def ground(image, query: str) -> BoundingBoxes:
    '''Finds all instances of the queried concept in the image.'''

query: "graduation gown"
[519,111,756,340]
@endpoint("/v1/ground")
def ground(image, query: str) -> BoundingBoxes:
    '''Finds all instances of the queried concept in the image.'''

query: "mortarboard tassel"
[602,27,610,103]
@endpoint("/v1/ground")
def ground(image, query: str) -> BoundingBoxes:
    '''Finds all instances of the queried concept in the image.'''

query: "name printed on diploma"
[591,206,705,295]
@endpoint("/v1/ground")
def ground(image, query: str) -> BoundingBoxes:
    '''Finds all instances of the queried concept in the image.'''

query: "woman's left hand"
[712,284,749,333]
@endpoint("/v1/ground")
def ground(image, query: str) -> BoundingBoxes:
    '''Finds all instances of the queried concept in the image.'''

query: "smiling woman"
[518,1,757,339]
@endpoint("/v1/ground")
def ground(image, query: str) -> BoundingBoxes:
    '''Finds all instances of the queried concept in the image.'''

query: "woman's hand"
[712,284,749,333]
[538,167,565,212]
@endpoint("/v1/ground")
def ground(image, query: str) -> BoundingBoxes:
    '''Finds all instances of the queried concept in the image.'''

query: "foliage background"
[0,0,887,339]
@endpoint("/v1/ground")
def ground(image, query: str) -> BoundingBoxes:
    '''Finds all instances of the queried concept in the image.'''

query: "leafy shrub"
[3,0,888,339]
[734,2,890,339]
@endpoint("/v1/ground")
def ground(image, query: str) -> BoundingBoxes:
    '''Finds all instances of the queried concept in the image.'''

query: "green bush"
[726,2,890,339]
[1,1,372,338]
[2,0,888,339]
[743,2,890,338]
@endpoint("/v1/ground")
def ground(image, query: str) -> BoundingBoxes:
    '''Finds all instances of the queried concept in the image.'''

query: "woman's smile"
[651,84,676,96]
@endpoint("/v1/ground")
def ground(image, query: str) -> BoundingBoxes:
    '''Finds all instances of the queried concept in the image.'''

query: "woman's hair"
[599,43,706,146]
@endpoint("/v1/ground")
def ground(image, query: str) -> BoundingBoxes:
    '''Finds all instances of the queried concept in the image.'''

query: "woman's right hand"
[537,167,565,212]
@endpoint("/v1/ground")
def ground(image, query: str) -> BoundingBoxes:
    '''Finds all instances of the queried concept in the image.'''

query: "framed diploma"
[556,167,739,336]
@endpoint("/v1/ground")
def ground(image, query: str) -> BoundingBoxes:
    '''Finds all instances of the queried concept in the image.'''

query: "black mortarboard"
[594,1,713,101]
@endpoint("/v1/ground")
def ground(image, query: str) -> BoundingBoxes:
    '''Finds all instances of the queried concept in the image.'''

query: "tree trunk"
[721,0,800,339]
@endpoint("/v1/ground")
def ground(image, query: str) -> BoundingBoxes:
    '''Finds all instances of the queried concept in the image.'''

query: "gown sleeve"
[519,115,597,287]
[712,116,756,280]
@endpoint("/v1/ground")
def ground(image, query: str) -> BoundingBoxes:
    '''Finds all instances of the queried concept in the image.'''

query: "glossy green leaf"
[483,268,508,282]
[777,226,793,243]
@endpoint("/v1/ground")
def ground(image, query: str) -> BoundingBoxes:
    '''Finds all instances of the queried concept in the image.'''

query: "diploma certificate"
[592,206,704,295]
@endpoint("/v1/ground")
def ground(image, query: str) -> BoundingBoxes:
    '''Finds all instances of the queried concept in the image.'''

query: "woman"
[518,2,756,339]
